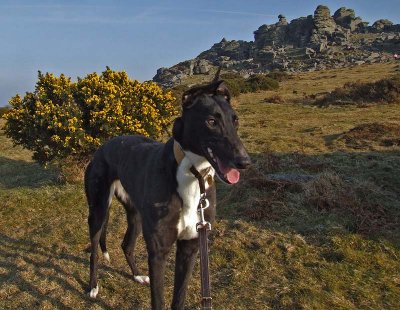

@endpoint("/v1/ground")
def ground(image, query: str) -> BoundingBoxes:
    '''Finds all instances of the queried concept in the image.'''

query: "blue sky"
[1,0,399,106]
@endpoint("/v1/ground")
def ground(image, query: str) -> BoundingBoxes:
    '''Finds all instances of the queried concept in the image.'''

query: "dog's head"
[173,77,251,184]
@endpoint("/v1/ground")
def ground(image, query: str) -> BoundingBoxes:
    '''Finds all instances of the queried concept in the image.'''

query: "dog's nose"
[234,156,252,169]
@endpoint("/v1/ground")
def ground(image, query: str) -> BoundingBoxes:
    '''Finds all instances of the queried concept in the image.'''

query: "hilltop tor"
[153,5,400,87]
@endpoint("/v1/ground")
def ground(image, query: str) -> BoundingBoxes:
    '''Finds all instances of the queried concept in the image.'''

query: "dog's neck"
[173,140,212,174]
[173,140,214,185]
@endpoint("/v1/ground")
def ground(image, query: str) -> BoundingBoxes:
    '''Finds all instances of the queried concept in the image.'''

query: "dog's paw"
[103,251,110,263]
[89,285,99,298]
[134,275,150,286]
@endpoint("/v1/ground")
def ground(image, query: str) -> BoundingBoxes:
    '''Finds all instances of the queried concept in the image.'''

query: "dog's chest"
[175,156,214,240]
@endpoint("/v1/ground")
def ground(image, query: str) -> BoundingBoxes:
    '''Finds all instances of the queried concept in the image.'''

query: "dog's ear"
[216,81,231,102]
[182,80,231,109]
[182,92,193,109]
[172,117,184,142]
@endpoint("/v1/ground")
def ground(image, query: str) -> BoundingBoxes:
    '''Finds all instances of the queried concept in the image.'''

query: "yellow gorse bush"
[4,67,177,164]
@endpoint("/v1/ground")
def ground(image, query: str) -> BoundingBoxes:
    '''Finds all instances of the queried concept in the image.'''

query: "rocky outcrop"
[333,7,364,32]
[193,59,211,75]
[371,19,394,32]
[197,39,253,63]
[286,16,314,47]
[254,15,289,48]
[311,5,337,37]
[153,5,400,88]
[309,5,350,50]
[253,14,314,49]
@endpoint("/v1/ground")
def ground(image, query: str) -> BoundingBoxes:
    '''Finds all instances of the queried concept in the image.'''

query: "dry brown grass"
[340,122,400,149]
[263,94,286,104]
[280,62,399,102]
[303,172,395,233]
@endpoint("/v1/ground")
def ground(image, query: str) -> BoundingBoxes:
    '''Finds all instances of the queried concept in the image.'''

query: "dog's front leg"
[171,238,199,310]
[146,233,174,310]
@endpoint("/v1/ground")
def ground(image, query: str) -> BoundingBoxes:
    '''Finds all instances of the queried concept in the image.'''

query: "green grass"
[1,62,400,309]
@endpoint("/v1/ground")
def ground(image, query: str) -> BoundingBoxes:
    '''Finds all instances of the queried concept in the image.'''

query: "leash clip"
[197,195,211,231]
[199,193,210,209]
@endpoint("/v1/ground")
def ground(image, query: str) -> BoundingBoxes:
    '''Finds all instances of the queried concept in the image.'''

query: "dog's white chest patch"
[176,152,214,240]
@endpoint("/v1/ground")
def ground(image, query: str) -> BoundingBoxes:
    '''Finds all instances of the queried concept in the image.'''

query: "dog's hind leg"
[121,208,149,285]
[87,178,114,298]
[99,210,110,263]
[171,239,199,310]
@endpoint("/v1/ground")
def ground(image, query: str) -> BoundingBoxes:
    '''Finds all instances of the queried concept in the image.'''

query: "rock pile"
[333,7,364,31]
[153,5,400,88]
[372,19,394,32]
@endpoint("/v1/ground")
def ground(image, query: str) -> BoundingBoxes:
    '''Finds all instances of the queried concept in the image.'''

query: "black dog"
[84,77,250,309]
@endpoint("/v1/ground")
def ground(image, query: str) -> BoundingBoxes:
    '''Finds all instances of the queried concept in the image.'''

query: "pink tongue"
[226,168,240,184]
[217,158,240,184]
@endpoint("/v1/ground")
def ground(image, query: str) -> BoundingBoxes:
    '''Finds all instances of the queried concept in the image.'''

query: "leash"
[190,166,213,310]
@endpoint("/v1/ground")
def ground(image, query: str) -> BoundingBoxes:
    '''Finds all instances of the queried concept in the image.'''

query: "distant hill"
[153,5,400,88]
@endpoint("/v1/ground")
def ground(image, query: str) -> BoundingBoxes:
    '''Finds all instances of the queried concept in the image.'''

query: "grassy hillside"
[1,62,400,309]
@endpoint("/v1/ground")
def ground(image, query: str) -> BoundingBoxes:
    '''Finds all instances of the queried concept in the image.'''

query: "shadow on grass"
[0,233,141,309]
[217,150,400,245]
[0,156,59,189]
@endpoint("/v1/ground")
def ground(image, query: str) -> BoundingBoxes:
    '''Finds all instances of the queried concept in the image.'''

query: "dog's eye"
[206,118,217,127]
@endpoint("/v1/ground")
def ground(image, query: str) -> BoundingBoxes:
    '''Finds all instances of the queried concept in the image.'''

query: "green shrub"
[220,72,243,80]
[222,80,243,97]
[267,70,290,82]
[243,74,279,93]
[316,74,400,106]
[220,72,280,97]
[4,68,177,165]
[220,72,246,97]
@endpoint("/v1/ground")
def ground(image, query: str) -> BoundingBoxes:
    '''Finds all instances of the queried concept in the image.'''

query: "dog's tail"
[85,159,111,263]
